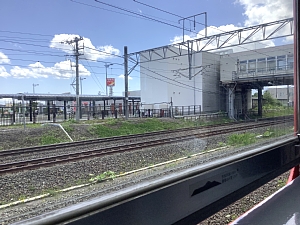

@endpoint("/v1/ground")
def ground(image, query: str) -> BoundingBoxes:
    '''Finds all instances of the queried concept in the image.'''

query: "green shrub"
[89,171,116,183]
[227,133,257,146]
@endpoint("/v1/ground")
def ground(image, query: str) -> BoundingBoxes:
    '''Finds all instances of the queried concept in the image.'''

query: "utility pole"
[62,37,83,121]
[124,46,129,119]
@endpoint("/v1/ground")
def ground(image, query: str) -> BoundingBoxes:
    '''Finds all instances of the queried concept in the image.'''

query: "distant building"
[267,86,294,106]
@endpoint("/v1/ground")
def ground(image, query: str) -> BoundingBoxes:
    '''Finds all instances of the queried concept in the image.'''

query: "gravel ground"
[0,121,295,224]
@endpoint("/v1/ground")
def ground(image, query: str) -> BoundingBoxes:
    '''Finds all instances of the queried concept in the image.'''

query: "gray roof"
[0,94,140,102]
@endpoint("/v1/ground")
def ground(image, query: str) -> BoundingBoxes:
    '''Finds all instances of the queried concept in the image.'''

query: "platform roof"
[0,94,140,102]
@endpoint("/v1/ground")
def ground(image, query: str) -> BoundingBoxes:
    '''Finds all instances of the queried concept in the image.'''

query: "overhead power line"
[80,60,105,93]
[0,29,53,37]
[133,0,208,40]
[94,0,199,36]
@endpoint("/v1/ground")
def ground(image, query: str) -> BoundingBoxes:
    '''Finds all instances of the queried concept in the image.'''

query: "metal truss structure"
[128,18,294,63]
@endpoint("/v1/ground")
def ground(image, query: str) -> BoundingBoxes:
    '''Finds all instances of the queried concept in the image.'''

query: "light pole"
[105,63,113,96]
[18,93,25,129]
[33,83,39,94]
[80,77,86,95]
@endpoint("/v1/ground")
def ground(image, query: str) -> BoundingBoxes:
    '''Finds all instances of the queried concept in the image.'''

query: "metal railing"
[233,65,294,80]
[0,105,230,126]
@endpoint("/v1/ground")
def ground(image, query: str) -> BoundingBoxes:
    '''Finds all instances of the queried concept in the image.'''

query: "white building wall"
[140,46,203,108]
[201,52,221,111]
[220,56,238,82]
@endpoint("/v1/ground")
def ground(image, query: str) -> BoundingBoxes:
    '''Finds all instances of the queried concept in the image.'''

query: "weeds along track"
[0,117,293,174]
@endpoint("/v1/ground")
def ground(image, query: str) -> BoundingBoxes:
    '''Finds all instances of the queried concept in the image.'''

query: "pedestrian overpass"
[220,44,294,119]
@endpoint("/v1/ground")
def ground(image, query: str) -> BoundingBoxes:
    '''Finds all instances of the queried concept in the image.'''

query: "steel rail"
[0,118,293,175]
[0,116,293,157]
[0,136,194,174]
[0,121,225,156]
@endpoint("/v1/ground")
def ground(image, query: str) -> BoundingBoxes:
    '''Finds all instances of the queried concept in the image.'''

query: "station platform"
[230,171,300,225]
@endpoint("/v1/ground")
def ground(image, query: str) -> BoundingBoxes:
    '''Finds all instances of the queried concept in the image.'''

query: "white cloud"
[0,66,10,78]
[236,0,293,26]
[170,0,292,51]
[50,34,120,61]
[9,61,90,79]
[170,35,194,43]
[283,36,294,43]
[0,52,10,64]
[237,0,293,42]
[118,74,133,80]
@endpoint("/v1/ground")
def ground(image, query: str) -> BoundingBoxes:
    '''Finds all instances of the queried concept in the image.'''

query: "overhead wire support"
[128,18,294,63]
[172,65,211,79]
[61,36,84,121]
[178,12,207,42]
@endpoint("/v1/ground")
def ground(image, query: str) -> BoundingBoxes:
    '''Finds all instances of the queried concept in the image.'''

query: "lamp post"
[80,77,86,95]
[105,63,113,96]
[17,93,25,129]
[33,83,39,94]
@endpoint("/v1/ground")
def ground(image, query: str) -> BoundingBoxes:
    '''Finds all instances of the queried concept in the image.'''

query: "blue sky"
[0,0,293,103]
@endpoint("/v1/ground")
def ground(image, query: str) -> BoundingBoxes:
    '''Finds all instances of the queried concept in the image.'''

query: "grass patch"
[62,124,74,133]
[277,179,286,188]
[227,133,257,146]
[263,127,293,138]
[40,132,64,145]
[228,127,293,147]
[262,107,294,118]
[262,128,275,138]
[42,188,58,197]
[89,171,116,183]
[18,195,27,201]
[89,118,194,138]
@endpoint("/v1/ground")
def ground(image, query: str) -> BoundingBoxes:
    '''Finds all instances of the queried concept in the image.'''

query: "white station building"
[140,46,221,112]
[140,44,294,118]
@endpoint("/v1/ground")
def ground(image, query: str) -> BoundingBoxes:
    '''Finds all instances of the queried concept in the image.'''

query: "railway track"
[1,121,235,157]
[0,115,293,158]
[0,117,293,175]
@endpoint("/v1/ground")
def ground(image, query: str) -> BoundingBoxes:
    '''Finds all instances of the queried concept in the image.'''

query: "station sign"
[106,78,115,87]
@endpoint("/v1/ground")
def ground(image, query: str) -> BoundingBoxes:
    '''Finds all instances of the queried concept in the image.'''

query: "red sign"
[106,78,115,87]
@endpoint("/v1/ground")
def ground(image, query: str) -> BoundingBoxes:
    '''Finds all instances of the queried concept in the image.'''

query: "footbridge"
[220,44,294,119]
